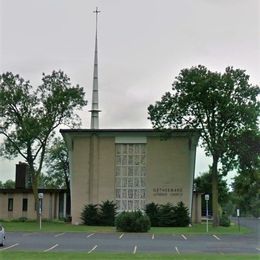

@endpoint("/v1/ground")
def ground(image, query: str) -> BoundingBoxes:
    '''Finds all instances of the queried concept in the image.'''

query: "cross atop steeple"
[93,7,101,21]
[90,7,101,129]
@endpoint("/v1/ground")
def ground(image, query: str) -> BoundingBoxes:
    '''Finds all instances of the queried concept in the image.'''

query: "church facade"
[60,8,202,225]
[61,128,200,224]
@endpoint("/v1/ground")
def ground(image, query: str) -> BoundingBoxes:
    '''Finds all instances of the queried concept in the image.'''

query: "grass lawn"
[0,220,249,234]
[0,252,259,260]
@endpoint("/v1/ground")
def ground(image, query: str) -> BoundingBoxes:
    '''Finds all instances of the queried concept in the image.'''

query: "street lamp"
[205,194,210,233]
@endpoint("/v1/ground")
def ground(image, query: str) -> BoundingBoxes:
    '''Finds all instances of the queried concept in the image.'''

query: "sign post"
[237,208,240,232]
[205,194,210,233]
[38,193,44,230]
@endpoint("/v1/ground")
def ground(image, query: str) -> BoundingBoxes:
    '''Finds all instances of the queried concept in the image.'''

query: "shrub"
[158,203,175,227]
[145,201,190,227]
[81,204,99,225]
[99,200,117,226]
[219,214,231,227]
[145,202,160,227]
[115,211,151,232]
[11,217,28,222]
[173,201,190,227]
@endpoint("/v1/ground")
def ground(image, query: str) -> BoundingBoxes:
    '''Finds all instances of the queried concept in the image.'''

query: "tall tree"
[0,71,87,220]
[230,130,260,217]
[43,137,70,190]
[148,65,259,226]
[42,136,71,215]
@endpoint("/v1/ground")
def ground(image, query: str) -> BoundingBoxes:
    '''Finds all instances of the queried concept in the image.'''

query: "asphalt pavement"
[0,217,259,255]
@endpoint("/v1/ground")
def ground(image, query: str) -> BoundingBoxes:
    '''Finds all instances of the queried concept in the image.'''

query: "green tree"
[99,200,117,226]
[194,171,229,207]
[42,136,71,216]
[2,179,15,189]
[148,65,259,226]
[0,179,15,189]
[230,130,260,217]
[42,137,69,190]
[232,171,260,217]
[195,171,230,217]
[0,71,87,220]
[173,201,190,227]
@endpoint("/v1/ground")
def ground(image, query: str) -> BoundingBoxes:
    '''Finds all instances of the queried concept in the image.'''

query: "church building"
[61,128,200,224]
[61,8,201,225]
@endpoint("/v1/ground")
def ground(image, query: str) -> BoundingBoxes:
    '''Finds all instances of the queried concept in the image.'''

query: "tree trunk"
[212,156,220,227]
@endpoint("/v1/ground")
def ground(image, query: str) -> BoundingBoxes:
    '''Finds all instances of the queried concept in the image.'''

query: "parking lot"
[0,217,258,255]
[1,230,259,255]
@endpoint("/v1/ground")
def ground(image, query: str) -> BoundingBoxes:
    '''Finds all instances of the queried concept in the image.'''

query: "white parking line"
[54,232,65,237]
[0,243,19,251]
[87,233,95,238]
[175,246,180,255]
[119,233,124,239]
[152,234,155,239]
[213,234,221,240]
[44,244,59,252]
[88,245,98,254]
[181,234,187,240]
[133,245,137,254]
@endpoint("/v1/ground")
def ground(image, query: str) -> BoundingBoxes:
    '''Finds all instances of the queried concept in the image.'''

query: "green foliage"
[81,201,117,226]
[17,217,28,222]
[222,199,236,217]
[0,71,87,218]
[99,200,117,226]
[219,214,231,227]
[0,179,15,189]
[229,131,260,218]
[194,171,229,210]
[173,202,190,227]
[148,65,259,226]
[81,204,99,226]
[228,130,260,173]
[155,202,190,227]
[232,170,260,217]
[145,202,160,227]
[145,202,191,227]
[42,137,70,189]
[158,203,175,227]
[115,211,151,232]
[250,197,260,218]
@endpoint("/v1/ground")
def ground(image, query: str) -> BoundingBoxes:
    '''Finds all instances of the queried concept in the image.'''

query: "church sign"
[152,187,183,197]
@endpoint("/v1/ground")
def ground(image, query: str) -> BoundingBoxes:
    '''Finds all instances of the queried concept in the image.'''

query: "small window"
[8,198,13,211]
[22,198,28,212]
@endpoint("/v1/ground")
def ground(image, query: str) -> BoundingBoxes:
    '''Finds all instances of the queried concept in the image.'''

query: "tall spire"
[90,7,101,129]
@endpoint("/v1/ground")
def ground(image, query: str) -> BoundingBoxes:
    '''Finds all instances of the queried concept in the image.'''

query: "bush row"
[81,200,190,229]
[145,201,190,227]
[81,200,116,226]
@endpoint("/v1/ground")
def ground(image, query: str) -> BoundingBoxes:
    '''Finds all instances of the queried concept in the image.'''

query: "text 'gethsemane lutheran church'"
[60,8,202,225]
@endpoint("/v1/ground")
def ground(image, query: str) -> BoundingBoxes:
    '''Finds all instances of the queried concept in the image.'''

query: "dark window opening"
[22,198,28,211]
[8,198,13,211]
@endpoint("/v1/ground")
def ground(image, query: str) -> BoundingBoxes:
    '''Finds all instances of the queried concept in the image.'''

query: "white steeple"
[90,7,101,129]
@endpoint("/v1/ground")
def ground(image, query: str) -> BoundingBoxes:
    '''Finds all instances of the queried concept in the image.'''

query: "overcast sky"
[0,0,259,183]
